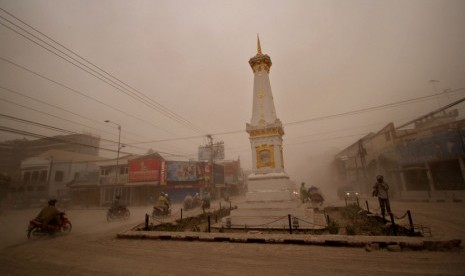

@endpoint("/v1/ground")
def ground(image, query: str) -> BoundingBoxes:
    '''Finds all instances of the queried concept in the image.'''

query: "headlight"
[346,192,350,196]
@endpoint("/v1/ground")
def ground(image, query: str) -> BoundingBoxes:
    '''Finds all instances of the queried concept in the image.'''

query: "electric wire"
[0,125,195,159]
[0,56,202,152]
[0,56,174,135]
[129,88,465,145]
[0,9,206,134]
[0,85,148,143]
[0,113,153,153]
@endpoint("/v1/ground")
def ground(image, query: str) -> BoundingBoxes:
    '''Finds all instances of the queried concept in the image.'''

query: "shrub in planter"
[327,220,340,234]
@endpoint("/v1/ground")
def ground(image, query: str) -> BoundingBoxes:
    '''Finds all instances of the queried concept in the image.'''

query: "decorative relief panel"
[256,144,275,168]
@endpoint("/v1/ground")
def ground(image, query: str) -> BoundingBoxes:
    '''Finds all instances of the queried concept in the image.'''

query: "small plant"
[345,224,356,235]
[327,220,340,234]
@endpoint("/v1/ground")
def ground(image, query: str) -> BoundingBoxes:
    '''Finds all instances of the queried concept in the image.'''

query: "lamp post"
[105,120,121,185]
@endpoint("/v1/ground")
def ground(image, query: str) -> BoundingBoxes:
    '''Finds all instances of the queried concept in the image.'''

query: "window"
[23,171,31,182]
[74,172,80,180]
[385,131,391,141]
[40,170,47,181]
[120,167,128,175]
[32,171,39,181]
[101,169,109,176]
[55,171,64,182]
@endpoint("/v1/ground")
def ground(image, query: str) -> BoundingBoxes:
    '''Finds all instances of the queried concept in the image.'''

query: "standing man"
[299,182,307,203]
[373,175,391,220]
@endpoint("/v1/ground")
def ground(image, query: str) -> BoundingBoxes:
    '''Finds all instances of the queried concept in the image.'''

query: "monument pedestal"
[219,174,326,230]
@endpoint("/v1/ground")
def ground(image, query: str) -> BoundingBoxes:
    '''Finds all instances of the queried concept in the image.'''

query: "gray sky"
[1,0,465,187]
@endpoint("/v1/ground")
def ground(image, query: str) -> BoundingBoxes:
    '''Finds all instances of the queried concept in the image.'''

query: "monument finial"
[257,34,262,55]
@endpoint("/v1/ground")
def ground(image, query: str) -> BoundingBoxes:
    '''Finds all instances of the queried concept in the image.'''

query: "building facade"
[334,107,465,201]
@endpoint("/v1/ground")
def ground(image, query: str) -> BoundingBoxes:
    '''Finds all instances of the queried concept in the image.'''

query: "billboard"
[166,161,201,182]
[396,131,465,165]
[128,160,159,183]
[198,142,225,161]
[224,161,239,184]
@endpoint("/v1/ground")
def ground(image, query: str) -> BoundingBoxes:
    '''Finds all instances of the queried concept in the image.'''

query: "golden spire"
[257,34,262,55]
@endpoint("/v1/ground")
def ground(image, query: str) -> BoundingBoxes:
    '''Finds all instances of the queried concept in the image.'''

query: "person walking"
[299,182,307,203]
[372,175,391,221]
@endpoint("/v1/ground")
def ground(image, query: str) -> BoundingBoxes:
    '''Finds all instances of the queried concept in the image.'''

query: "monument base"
[218,175,325,230]
[219,201,326,230]
[246,172,292,202]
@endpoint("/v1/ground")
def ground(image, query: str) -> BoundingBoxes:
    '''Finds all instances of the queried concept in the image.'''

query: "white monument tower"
[245,36,291,202]
[220,37,323,229]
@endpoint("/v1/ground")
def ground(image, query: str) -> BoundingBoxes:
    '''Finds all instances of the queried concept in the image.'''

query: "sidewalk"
[117,227,461,251]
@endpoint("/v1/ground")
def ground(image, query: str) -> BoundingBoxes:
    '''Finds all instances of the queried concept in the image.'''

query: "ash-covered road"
[0,199,464,275]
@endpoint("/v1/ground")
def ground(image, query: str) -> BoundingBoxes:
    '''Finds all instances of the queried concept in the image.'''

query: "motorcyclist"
[110,195,125,215]
[202,192,211,210]
[193,193,201,205]
[36,199,61,231]
[157,192,170,213]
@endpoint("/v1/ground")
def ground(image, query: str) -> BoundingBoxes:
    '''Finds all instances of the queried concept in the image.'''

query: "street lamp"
[105,120,122,185]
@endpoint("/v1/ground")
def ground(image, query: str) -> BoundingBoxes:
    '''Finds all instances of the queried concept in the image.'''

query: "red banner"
[128,160,159,183]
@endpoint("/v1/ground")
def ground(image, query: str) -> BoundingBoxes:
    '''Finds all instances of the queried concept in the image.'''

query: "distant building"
[14,149,105,207]
[0,133,101,184]
[334,107,465,201]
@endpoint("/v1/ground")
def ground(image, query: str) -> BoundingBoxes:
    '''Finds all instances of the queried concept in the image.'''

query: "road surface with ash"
[0,199,464,275]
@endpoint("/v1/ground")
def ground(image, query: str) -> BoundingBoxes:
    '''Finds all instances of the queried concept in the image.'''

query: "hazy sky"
[1,0,464,186]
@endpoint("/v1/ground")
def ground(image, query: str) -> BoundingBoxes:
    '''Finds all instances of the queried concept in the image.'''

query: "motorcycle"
[27,212,72,239]
[152,205,171,217]
[107,206,130,222]
[183,196,202,210]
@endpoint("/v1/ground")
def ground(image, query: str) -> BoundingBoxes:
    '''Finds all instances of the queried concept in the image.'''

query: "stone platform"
[218,201,327,230]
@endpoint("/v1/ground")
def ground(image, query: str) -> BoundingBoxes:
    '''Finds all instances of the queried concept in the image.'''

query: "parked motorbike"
[27,212,72,239]
[107,206,130,222]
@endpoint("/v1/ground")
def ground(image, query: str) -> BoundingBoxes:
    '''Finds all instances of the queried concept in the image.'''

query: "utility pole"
[47,156,54,198]
[207,135,214,195]
[105,120,122,186]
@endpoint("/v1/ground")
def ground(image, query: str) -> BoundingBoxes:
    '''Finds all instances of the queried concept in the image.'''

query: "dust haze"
[1,0,465,200]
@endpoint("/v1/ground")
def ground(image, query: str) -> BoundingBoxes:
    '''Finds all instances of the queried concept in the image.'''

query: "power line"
[128,87,465,145]
[0,125,194,159]
[0,8,206,134]
[0,56,174,135]
[0,85,149,143]
[0,126,122,154]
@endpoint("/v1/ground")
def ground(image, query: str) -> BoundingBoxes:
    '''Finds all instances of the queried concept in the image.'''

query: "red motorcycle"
[27,212,72,238]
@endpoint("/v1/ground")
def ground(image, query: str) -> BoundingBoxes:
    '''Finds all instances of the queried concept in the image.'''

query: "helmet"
[376,175,384,182]
[48,199,57,206]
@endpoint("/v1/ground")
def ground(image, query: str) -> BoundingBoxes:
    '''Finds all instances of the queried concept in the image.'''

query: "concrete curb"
[117,229,461,252]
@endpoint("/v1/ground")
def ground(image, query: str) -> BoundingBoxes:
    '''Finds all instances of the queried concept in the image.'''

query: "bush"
[327,220,339,234]
[345,224,356,235]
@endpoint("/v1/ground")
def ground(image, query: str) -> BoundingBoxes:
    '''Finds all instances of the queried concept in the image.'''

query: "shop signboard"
[128,159,159,183]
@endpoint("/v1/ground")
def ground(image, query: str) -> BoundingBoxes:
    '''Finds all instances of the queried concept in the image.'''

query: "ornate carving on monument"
[248,127,282,138]
[255,144,275,168]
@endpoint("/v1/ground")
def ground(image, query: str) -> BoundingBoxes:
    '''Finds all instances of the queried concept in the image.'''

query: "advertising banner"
[166,161,199,182]
[160,161,166,185]
[128,160,159,183]
[224,161,238,184]
[397,131,465,165]
[198,142,225,160]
